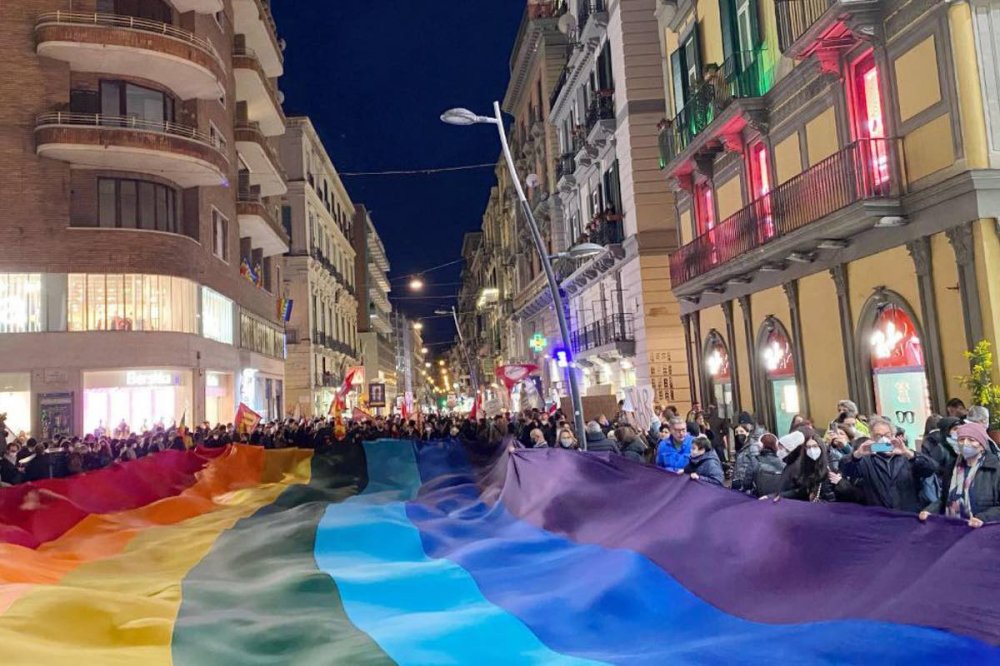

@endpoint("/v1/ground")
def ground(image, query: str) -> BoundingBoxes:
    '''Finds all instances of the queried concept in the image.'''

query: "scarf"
[946,456,985,519]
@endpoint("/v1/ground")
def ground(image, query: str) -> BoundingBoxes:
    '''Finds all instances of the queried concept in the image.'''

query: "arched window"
[857,290,930,445]
[756,317,800,435]
[703,330,735,420]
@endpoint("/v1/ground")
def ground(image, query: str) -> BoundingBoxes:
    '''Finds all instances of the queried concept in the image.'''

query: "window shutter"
[690,23,704,88]
[719,0,736,63]
[670,48,685,114]
[749,0,762,49]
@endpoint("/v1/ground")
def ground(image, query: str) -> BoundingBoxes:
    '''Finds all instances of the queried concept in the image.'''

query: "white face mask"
[559,438,574,448]
[806,447,821,461]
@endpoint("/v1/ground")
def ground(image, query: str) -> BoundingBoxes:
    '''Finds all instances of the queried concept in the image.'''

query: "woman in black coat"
[921,422,1000,528]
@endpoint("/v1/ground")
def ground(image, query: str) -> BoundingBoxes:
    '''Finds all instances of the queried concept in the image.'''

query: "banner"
[234,403,261,435]
[495,364,540,392]
[623,385,655,434]
[368,383,387,408]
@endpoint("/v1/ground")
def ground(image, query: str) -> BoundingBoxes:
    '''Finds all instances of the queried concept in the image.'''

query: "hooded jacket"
[585,429,620,454]
[684,449,724,486]
[619,433,648,463]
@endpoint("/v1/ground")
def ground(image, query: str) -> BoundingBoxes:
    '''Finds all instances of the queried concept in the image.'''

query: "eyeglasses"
[894,411,915,424]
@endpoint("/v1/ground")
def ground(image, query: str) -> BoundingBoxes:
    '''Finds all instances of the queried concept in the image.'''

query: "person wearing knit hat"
[920,421,1000,528]
[777,430,804,462]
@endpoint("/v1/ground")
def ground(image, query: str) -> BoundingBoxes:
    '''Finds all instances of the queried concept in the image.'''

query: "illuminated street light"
[438,360,445,367]
[409,277,424,291]
[420,347,428,354]
[413,322,423,331]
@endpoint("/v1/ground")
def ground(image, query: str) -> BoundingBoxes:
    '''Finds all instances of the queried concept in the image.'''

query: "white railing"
[35,112,225,152]
[36,11,223,64]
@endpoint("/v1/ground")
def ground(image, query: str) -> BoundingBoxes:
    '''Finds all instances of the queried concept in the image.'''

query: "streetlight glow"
[409,277,424,291]
[413,322,423,331]
[420,347,428,354]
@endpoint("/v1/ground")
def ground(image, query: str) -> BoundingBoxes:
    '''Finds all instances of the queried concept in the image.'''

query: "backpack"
[753,467,784,498]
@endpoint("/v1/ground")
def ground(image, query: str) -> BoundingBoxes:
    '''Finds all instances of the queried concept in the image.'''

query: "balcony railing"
[37,11,222,61]
[556,152,576,181]
[579,211,624,247]
[585,92,615,132]
[775,0,834,53]
[669,139,899,287]
[578,0,608,31]
[571,313,635,354]
[35,112,223,149]
[528,0,559,19]
[659,49,772,167]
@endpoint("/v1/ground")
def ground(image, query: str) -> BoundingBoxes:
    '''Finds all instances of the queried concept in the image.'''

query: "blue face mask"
[946,436,958,446]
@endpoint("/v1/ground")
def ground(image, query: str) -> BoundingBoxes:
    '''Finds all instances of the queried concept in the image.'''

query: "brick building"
[0,0,289,437]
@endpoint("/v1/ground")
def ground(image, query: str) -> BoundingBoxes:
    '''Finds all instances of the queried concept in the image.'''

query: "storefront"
[205,371,235,427]
[83,369,193,435]
[239,368,283,422]
[0,373,32,437]
[703,330,735,420]
[758,318,799,436]
[865,300,931,446]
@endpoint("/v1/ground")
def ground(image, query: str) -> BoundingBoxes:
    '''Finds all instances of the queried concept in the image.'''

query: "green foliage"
[959,340,1000,431]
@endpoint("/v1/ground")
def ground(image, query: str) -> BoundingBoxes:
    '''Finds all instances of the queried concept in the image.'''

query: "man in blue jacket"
[657,416,692,473]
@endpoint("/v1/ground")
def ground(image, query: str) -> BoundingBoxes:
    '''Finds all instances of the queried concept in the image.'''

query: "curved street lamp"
[442,102,587,445]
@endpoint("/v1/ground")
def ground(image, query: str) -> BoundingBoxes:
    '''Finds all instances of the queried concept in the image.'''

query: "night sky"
[272,1,526,352]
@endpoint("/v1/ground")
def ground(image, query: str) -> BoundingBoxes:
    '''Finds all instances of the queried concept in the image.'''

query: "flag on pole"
[178,410,193,449]
[329,368,359,417]
[234,403,262,435]
[352,406,372,422]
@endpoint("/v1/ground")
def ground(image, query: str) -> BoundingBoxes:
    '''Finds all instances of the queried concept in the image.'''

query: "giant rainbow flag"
[1,440,999,664]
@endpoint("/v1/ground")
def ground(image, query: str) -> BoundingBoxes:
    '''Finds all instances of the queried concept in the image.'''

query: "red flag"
[234,403,262,435]
[469,398,478,421]
[329,368,359,416]
[352,406,372,422]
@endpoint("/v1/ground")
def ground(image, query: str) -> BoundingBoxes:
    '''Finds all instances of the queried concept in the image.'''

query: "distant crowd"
[2,397,998,528]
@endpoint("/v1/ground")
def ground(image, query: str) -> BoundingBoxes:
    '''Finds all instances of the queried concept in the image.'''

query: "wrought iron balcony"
[578,0,608,36]
[775,0,883,62]
[659,49,773,174]
[527,0,559,20]
[556,152,577,184]
[669,139,903,289]
[580,211,624,247]
[571,313,635,355]
[585,91,615,134]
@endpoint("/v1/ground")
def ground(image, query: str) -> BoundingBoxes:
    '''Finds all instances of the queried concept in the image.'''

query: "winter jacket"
[840,451,938,513]
[656,435,692,472]
[585,430,620,454]
[922,430,958,481]
[925,452,1000,522]
[731,429,765,492]
[684,450,724,486]
[777,457,837,502]
[826,443,852,473]
[620,435,648,463]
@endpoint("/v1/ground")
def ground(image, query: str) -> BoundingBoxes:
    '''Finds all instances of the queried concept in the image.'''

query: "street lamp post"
[437,306,480,405]
[442,103,587,446]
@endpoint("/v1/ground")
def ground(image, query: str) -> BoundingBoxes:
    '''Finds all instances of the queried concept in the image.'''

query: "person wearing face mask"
[684,436,724,486]
[920,422,1000,527]
[769,429,839,502]
[529,428,549,448]
[920,415,960,501]
[557,428,579,450]
[840,416,938,513]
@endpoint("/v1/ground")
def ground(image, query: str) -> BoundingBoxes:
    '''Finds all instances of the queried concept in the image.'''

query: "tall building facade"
[546,0,691,405]
[278,117,359,418]
[658,0,1000,440]
[504,3,570,399]
[0,0,289,437]
[353,205,397,412]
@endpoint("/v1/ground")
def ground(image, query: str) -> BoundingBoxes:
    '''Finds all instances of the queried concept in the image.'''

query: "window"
[97,0,171,23]
[695,182,715,235]
[852,53,889,189]
[96,178,179,233]
[99,80,174,123]
[68,274,196,333]
[201,287,234,344]
[0,274,43,333]
[669,26,702,114]
[212,209,228,261]
[239,312,284,359]
[747,141,774,241]
[209,122,227,152]
[720,0,761,68]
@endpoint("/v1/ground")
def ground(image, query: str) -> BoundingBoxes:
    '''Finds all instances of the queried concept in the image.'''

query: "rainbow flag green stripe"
[172,443,393,665]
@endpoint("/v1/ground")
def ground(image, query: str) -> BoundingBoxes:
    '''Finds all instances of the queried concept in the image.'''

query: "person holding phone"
[840,416,938,513]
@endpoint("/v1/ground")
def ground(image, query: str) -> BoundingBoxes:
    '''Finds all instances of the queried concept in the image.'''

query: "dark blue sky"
[273,1,525,350]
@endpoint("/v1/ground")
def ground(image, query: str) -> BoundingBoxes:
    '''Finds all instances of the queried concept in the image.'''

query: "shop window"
[96,178,179,234]
[703,331,735,420]
[867,301,930,445]
[758,318,798,435]
[212,209,228,261]
[201,286,234,345]
[67,274,196,333]
[0,274,43,333]
[83,369,193,437]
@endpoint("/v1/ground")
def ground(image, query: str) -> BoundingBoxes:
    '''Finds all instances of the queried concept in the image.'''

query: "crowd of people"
[2,397,998,527]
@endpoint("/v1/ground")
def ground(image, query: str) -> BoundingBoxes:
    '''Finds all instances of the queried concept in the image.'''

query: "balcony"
[556,152,577,191]
[233,0,283,78]
[669,139,904,291]
[167,0,224,13]
[775,0,884,65]
[235,121,286,197]
[233,46,285,137]
[585,91,616,144]
[659,50,773,177]
[35,112,228,188]
[237,186,290,257]
[527,0,559,20]
[577,0,610,47]
[35,12,225,101]
[571,313,636,358]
